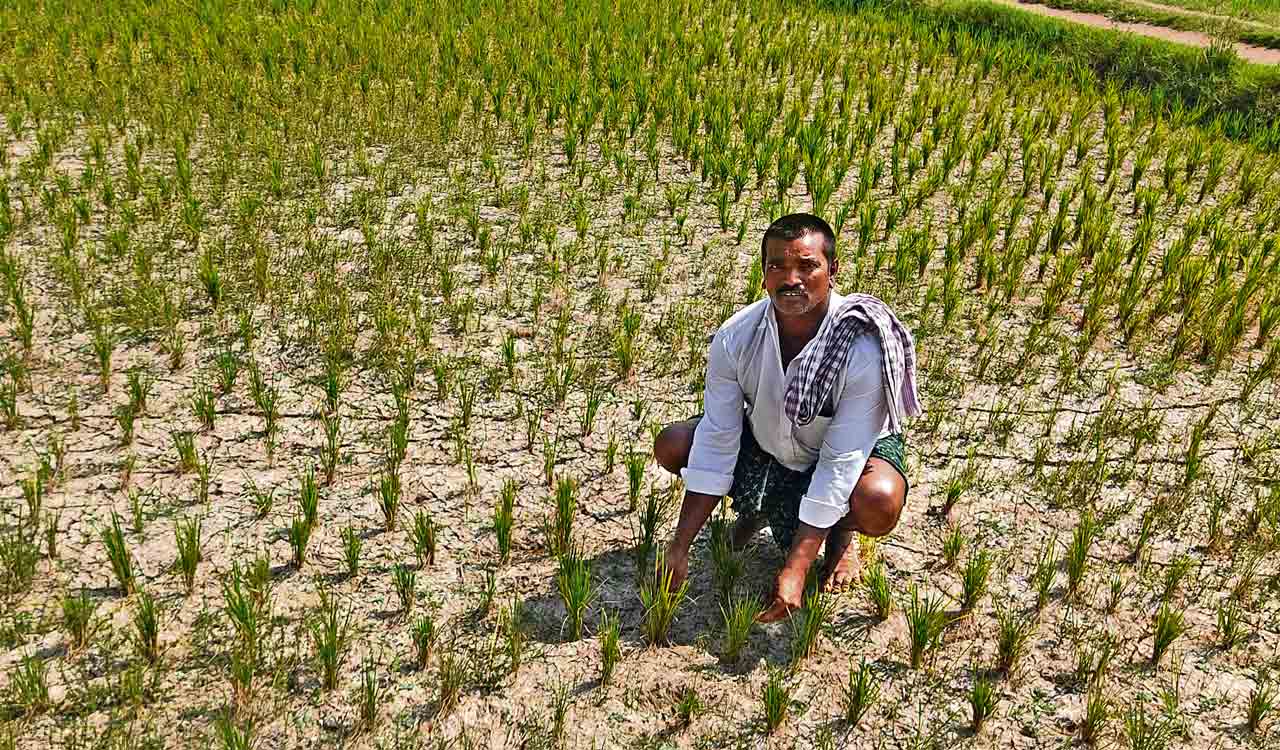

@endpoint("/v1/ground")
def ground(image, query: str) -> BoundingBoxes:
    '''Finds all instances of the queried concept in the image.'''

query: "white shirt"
[681,291,890,529]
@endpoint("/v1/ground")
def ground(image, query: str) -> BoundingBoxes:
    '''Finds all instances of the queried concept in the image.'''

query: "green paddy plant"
[969,671,998,734]
[503,600,527,677]
[624,448,647,510]
[412,510,437,567]
[1066,511,1097,600]
[393,564,416,614]
[1216,600,1248,649]
[959,547,992,612]
[174,516,202,594]
[493,478,515,564]
[320,413,340,485]
[192,383,216,430]
[791,588,835,665]
[708,515,743,602]
[1123,704,1171,750]
[376,468,400,531]
[311,588,351,691]
[115,402,138,445]
[1247,678,1275,734]
[544,476,577,557]
[10,655,50,716]
[639,558,688,647]
[762,667,791,733]
[1082,686,1110,745]
[172,431,198,473]
[1151,603,1187,665]
[905,584,948,670]
[720,593,762,664]
[125,367,151,413]
[101,511,137,595]
[434,642,467,717]
[288,514,312,569]
[631,482,670,572]
[864,559,893,620]
[1160,555,1194,603]
[62,591,98,651]
[941,525,965,569]
[132,589,162,663]
[599,608,622,687]
[297,465,319,528]
[843,658,879,728]
[995,606,1036,674]
[410,613,437,670]
[556,545,595,641]
[341,525,361,577]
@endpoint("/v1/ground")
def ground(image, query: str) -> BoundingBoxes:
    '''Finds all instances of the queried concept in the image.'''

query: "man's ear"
[829,256,839,285]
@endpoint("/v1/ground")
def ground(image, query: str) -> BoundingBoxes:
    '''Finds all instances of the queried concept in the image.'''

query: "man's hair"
[760,213,836,268]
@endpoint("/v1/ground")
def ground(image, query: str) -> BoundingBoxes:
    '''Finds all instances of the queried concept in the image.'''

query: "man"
[654,213,920,623]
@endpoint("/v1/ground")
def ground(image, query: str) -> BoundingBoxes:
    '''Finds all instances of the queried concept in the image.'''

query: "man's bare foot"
[731,514,768,550]
[820,527,861,592]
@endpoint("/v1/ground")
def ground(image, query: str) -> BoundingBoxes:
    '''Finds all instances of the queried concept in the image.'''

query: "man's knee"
[846,469,905,537]
[653,422,694,475]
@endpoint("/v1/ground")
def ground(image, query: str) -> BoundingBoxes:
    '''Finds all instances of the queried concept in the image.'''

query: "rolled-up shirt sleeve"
[681,332,744,496]
[798,335,890,529]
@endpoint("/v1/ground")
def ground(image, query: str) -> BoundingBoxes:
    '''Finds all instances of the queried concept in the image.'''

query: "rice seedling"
[132,589,162,663]
[61,591,98,651]
[970,671,998,734]
[630,481,671,571]
[905,584,948,669]
[995,606,1036,675]
[172,430,198,473]
[761,667,791,733]
[543,476,576,557]
[1032,534,1059,611]
[297,465,319,529]
[1066,511,1097,600]
[549,677,571,744]
[707,515,743,603]
[959,547,992,612]
[1123,704,1171,750]
[790,588,834,665]
[719,594,762,664]
[410,613,437,670]
[375,468,400,531]
[624,449,647,510]
[434,642,467,717]
[863,559,894,620]
[355,657,382,732]
[288,514,312,569]
[555,544,595,641]
[101,511,137,595]
[1247,678,1275,733]
[173,516,202,593]
[412,510,437,567]
[1082,686,1110,745]
[843,658,879,728]
[392,564,416,614]
[310,588,351,690]
[1216,600,1249,649]
[639,557,688,647]
[1151,603,1187,665]
[213,713,256,750]
[10,654,50,716]
[320,413,340,485]
[493,478,515,564]
[1159,554,1194,603]
[941,525,965,568]
[503,600,527,677]
[248,479,274,519]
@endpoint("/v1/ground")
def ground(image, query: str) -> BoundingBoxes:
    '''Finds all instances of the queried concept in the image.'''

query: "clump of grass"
[493,478,515,564]
[556,545,595,641]
[174,516,202,593]
[412,510,437,567]
[61,591,98,651]
[958,547,992,612]
[599,609,622,688]
[544,476,577,556]
[375,468,400,531]
[503,600,527,677]
[288,514,312,569]
[10,655,50,716]
[1151,602,1187,665]
[969,671,998,734]
[1032,534,1059,610]
[941,525,965,568]
[843,658,879,728]
[392,564,416,614]
[410,613,437,670]
[675,686,702,728]
[434,642,467,717]
[864,559,893,620]
[905,584,948,669]
[132,589,162,663]
[720,594,762,664]
[624,448,647,510]
[708,515,743,603]
[340,525,361,577]
[1081,686,1110,745]
[1123,704,1171,750]
[101,511,137,595]
[1159,554,1193,603]
[630,481,672,571]
[172,430,198,473]
[790,589,834,665]
[639,558,688,646]
[310,589,351,690]
[761,667,791,733]
[995,606,1036,675]
[355,657,382,733]
[1066,511,1097,600]
[1247,678,1275,734]
[0,525,40,596]
[1216,600,1249,649]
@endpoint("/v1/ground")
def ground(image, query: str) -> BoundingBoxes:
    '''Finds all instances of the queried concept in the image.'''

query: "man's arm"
[663,332,744,588]
[759,335,889,621]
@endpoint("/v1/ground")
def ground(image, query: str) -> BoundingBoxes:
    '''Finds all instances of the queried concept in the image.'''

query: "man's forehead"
[764,233,825,258]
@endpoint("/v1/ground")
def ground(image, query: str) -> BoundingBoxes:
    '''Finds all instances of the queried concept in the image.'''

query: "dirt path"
[989,0,1280,64]
[1122,0,1278,29]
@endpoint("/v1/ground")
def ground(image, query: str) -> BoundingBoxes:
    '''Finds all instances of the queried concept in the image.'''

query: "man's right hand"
[662,543,690,593]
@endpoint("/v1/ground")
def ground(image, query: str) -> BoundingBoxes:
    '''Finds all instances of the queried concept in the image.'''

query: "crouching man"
[654,213,921,623]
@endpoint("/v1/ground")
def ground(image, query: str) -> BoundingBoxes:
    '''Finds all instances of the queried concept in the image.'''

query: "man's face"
[762,233,835,318]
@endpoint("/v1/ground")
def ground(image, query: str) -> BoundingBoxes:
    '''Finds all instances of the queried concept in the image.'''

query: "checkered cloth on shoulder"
[783,293,922,434]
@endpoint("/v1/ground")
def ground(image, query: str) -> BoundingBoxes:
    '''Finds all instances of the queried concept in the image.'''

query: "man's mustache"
[777,285,804,295]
